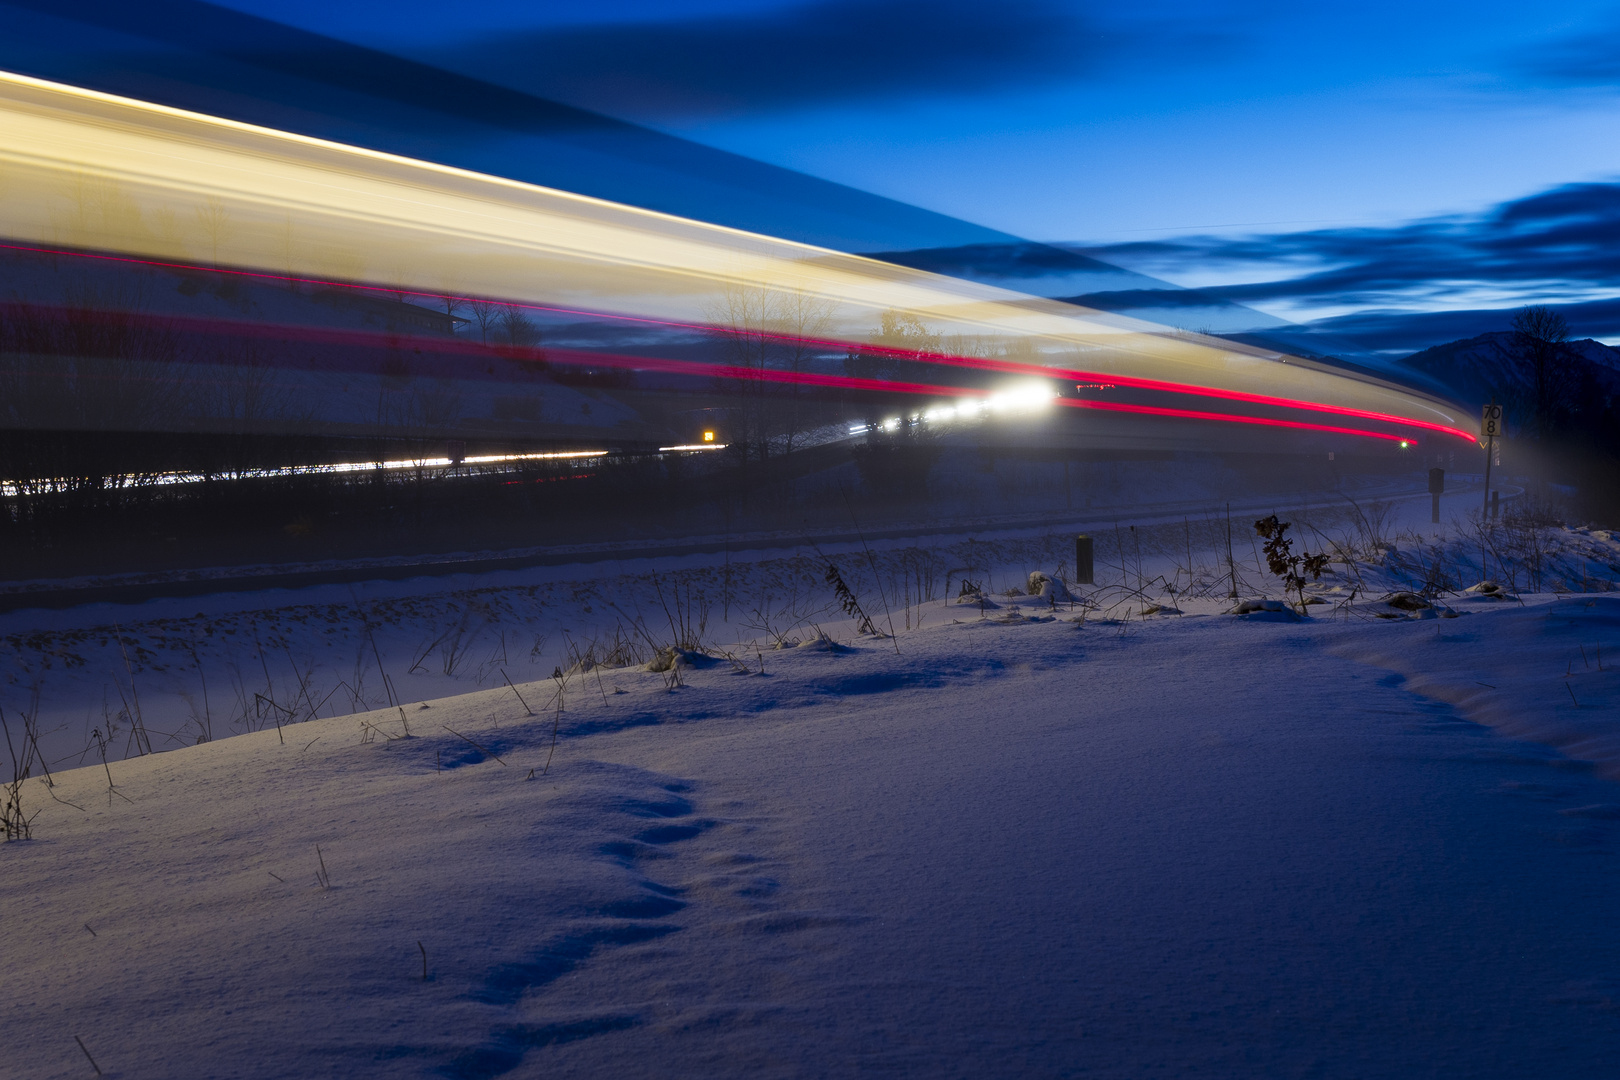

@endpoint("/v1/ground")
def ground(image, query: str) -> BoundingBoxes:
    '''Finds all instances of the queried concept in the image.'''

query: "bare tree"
[434,275,469,322]
[774,286,835,453]
[845,311,943,496]
[54,176,151,253]
[378,263,410,303]
[0,280,188,439]
[198,340,296,426]
[495,304,541,349]
[706,284,837,459]
[708,284,780,463]
[1511,305,1573,438]
[844,309,940,383]
[466,299,500,344]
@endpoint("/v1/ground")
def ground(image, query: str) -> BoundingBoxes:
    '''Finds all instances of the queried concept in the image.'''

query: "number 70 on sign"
[1480,403,1504,439]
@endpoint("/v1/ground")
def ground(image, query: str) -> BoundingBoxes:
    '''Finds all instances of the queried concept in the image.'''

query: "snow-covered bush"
[1027,571,1075,604]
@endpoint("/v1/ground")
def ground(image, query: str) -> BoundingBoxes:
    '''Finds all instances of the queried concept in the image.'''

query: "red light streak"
[1061,398,1414,444]
[0,295,1432,442]
[0,298,983,399]
[0,240,1470,444]
[799,339,1475,444]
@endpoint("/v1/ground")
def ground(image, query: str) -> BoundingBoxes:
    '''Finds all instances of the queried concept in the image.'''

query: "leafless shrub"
[356,608,398,708]
[225,662,259,735]
[475,630,511,685]
[87,724,131,807]
[1255,515,1330,612]
[112,626,153,756]
[562,625,645,674]
[544,668,567,769]
[824,560,876,635]
[440,621,480,677]
[739,583,830,649]
[1,705,43,840]
[1342,496,1397,557]
[651,573,711,652]
[408,628,450,675]
[281,648,320,721]
[184,645,213,743]
[404,610,489,679]
[887,546,946,631]
[1465,511,1554,594]
[1412,544,1459,599]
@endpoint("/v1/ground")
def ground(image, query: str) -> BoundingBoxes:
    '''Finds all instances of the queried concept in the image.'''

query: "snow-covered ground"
[0,481,1527,769]
[4,498,1620,1078]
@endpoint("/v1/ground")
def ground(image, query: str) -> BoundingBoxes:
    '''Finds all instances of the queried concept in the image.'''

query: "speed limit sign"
[1481,403,1504,438]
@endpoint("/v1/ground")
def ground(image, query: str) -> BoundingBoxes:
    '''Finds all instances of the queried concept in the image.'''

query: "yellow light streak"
[0,69,1465,436]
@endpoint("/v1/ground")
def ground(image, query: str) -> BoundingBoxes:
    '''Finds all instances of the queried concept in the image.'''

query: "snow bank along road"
[6,594,1620,1078]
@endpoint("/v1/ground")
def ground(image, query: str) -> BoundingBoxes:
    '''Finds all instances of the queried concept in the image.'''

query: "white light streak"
[0,448,612,496]
[0,69,1470,440]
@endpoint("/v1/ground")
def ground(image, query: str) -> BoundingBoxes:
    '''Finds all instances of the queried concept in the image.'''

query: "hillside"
[1396,330,1620,420]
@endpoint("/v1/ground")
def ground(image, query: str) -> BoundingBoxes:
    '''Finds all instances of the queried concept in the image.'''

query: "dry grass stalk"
[441,725,506,765]
[74,1035,102,1075]
[501,670,534,716]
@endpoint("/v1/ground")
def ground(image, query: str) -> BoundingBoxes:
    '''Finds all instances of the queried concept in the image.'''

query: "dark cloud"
[1066,182,1620,352]
[861,185,1620,357]
[428,0,1098,119]
[1063,287,1236,311]
[1267,298,1620,355]
[1513,22,1620,85]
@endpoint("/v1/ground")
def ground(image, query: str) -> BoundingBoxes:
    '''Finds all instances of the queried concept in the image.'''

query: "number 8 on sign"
[1481,403,1504,439]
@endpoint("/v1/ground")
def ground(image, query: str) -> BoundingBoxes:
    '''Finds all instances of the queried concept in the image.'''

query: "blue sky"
[201,1,1620,345]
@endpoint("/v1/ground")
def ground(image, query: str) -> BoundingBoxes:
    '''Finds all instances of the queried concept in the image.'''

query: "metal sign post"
[1480,402,1503,520]
[1478,402,1504,583]
[1428,467,1445,524]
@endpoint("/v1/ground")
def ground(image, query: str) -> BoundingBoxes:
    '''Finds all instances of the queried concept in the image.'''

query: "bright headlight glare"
[985,383,1056,412]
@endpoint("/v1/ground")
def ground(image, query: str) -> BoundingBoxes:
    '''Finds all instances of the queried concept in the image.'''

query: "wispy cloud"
[425,0,1106,120]
[1064,182,1620,349]
[1512,19,1620,86]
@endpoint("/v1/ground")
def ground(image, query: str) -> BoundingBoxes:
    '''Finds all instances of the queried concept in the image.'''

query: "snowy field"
[4,495,1620,1078]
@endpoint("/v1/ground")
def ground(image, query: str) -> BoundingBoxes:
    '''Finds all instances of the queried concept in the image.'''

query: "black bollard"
[1428,467,1445,524]
[1075,534,1094,585]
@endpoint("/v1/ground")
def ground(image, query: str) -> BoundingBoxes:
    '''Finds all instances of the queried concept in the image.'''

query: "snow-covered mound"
[6,589,1620,1077]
